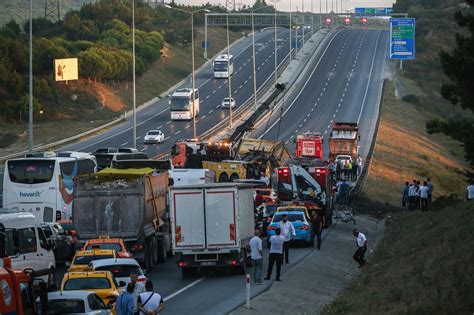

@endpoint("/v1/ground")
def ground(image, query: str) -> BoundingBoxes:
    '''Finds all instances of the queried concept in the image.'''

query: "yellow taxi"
[83,235,133,258]
[67,249,117,271]
[60,270,123,310]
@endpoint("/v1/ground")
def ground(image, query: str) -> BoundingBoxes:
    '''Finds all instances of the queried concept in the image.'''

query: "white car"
[41,290,113,314]
[88,258,147,287]
[221,97,236,108]
[144,130,165,144]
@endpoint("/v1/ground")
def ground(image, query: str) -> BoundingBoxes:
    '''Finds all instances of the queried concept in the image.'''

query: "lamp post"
[164,5,212,139]
[289,0,292,58]
[132,0,137,147]
[269,0,280,86]
[226,14,233,129]
[251,11,257,111]
[28,0,33,153]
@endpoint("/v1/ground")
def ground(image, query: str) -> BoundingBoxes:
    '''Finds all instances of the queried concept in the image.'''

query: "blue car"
[266,211,312,246]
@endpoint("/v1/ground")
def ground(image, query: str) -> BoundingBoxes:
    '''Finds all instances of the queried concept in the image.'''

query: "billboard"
[54,58,79,82]
[390,18,415,60]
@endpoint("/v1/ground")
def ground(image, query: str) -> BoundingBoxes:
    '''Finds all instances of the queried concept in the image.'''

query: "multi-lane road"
[52,27,389,314]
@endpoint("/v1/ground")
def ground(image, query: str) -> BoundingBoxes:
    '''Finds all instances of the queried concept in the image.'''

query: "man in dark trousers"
[278,214,296,264]
[352,229,367,268]
[264,228,285,281]
[310,211,324,250]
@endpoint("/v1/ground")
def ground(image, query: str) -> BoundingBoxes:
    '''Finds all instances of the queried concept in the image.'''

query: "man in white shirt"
[259,172,270,187]
[278,214,296,264]
[467,182,474,201]
[249,230,264,284]
[419,181,430,212]
[352,229,367,268]
[264,228,284,281]
[137,281,164,315]
[408,183,416,210]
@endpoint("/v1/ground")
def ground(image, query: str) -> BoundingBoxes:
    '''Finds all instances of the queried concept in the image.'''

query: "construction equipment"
[328,122,360,162]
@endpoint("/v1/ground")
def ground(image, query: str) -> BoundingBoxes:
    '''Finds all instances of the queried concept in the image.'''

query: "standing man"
[467,181,474,202]
[419,181,429,212]
[137,281,164,315]
[264,228,284,281]
[116,282,135,315]
[402,181,409,210]
[259,172,270,187]
[310,211,323,250]
[408,182,416,210]
[357,155,363,176]
[249,230,264,284]
[130,271,145,313]
[352,229,367,268]
[278,214,296,264]
[427,178,434,205]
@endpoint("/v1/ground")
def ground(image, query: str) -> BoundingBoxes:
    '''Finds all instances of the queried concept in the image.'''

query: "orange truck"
[328,122,360,162]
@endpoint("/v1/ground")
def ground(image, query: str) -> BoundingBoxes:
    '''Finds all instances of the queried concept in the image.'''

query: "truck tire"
[230,173,239,182]
[182,267,197,279]
[157,238,167,263]
[219,173,229,183]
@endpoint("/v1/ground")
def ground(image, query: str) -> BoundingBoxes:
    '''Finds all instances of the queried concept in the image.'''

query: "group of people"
[116,273,164,315]
[330,155,363,182]
[402,178,433,212]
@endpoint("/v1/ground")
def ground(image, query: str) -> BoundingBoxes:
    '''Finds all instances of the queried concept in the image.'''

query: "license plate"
[200,261,216,266]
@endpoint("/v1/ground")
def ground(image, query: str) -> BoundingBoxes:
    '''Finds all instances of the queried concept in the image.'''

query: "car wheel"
[219,173,229,183]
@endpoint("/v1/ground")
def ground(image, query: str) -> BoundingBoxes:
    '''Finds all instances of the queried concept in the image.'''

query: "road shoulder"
[230,215,384,314]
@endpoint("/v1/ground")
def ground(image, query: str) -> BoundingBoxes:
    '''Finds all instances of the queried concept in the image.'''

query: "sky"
[174,0,396,13]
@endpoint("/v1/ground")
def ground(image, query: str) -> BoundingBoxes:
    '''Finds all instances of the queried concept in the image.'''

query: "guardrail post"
[245,273,251,308]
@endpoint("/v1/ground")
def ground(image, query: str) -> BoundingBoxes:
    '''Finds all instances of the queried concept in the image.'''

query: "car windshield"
[265,205,280,216]
[64,278,111,290]
[95,264,143,278]
[94,154,114,169]
[48,299,86,314]
[147,131,160,136]
[60,223,75,231]
[272,213,305,223]
[74,255,114,265]
[86,243,122,252]
[170,97,190,111]
[214,61,228,71]
[42,227,53,238]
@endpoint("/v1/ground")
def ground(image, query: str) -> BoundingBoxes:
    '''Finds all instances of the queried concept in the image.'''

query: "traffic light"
[325,17,332,24]
[360,17,368,24]
[344,17,351,24]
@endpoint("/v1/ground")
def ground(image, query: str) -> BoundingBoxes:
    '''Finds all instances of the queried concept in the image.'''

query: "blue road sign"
[390,18,415,60]
[202,41,210,49]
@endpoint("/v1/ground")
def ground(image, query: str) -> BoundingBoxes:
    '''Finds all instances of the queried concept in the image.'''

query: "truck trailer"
[170,183,255,278]
[72,168,171,270]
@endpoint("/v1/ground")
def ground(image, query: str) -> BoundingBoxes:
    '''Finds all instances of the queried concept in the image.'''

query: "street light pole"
[191,12,197,138]
[252,11,257,111]
[28,0,33,153]
[289,0,292,58]
[274,4,278,85]
[132,0,137,148]
[226,14,233,129]
[320,0,322,29]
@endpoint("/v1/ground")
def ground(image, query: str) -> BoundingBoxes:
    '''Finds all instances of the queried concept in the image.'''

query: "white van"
[169,169,215,187]
[0,211,56,285]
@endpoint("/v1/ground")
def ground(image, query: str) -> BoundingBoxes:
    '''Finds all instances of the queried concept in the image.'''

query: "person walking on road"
[336,161,342,181]
[249,230,264,284]
[264,228,284,281]
[402,181,409,211]
[310,211,323,250]
[467,181,474,201]
[420,181,429,212]
[278,214,296,264]
[352,229,367,268]
[137,281,164,315]
[130,271,145,313]
[116,282,135,315]
[427,178,434,205]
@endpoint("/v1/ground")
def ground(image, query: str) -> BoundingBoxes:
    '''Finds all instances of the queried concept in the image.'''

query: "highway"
[62,28,306,157]
[59,27,390,314]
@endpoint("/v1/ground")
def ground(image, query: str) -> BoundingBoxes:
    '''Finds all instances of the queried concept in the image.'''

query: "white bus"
[169,88,200,120]
[213,54,234,78]
[2,151,97,222]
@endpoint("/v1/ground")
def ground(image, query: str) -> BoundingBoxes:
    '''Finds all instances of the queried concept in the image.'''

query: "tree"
[428,0,474,176]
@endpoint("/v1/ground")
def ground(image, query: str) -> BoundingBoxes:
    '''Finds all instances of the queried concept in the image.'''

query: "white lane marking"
[357,31,382,124]
[212,90,216,94]
[164,136,171,141]
[185,125,190,129]
[234,90,238,94]
[209,109,213,114]
[206,95,210,99]
[166,121,171,125]
[157,125,163,129]
[120,142,128,146]
[239,85,243,89]
[216,105,220,108]
[218,85,222,89]
[175,130,181,135]
[136,136,141,140]
[259,29,344,138]
[201,114,207,119]
[140,147,147,152]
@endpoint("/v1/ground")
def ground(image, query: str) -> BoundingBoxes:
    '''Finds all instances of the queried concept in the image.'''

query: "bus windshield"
[170,97,191,111]
[214,61,229,71]
[7,160,55,184]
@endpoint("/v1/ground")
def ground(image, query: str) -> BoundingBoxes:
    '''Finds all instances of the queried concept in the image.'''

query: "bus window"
[8,160,55,184]
[78,159,97,175]
[60,161,76,176]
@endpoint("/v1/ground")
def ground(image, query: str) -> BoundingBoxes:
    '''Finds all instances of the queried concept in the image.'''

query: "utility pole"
[28,0,33,153]
[132,0,137,147]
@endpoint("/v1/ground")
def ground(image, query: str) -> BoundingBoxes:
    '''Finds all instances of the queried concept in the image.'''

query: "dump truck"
[72,168,171,270]
[170,183,255,278]
[328,122,360,162]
